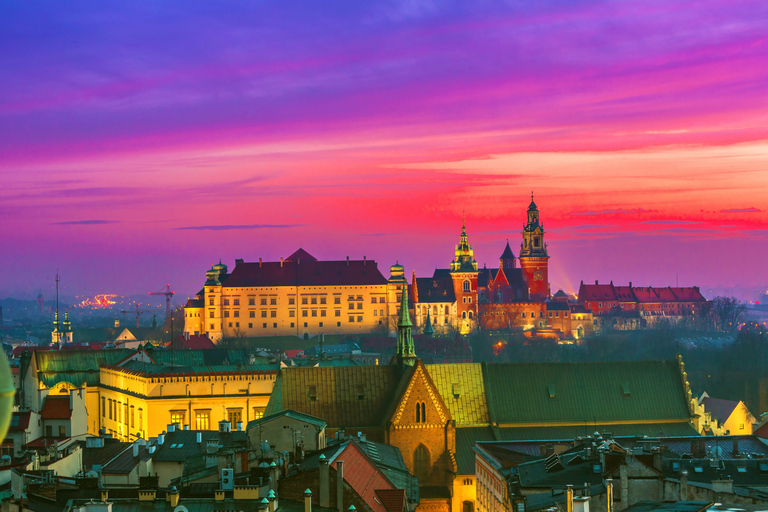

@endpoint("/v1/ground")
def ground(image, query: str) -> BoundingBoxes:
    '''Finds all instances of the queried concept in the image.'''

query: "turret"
[450,214,478,272]
[395,285,416,368]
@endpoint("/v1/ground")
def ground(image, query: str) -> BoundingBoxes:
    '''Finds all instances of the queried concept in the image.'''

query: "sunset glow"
[2,1,767,297]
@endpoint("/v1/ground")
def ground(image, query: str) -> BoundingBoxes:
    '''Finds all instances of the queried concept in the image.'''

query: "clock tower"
[518,194,550,300]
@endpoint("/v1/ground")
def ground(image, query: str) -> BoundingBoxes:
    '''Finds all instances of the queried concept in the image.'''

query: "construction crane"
[120,303,156,328]
[149,284,175,327]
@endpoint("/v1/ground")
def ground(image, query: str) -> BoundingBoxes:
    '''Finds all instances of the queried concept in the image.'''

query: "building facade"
[185,249,403,342]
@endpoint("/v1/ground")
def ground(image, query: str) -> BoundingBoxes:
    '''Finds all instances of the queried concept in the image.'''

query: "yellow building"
[185,249,405,342]
[694,392,757,435]
[21,348,277,440]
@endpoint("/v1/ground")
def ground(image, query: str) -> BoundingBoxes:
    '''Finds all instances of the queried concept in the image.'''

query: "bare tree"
[711,296,747,331]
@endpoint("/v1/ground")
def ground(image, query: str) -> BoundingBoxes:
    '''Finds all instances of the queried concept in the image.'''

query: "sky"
[2,0,768,301]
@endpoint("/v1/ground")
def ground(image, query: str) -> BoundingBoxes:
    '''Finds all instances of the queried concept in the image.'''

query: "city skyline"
[2,1,767,297]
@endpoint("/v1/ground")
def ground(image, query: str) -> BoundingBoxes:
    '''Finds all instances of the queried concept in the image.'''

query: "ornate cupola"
[450,214,478,273]
[518,193,551,300]
[520,194,548,258]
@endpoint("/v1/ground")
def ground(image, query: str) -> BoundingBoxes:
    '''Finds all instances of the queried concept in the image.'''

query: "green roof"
[120,360,278,375]
[426,363,489,426]
[483,360,691,425]
[494,422,699,441]
[35,349,135,387]
[456,427,495,474]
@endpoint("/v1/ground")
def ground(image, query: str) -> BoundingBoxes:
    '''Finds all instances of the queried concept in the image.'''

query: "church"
[266,284,699,512]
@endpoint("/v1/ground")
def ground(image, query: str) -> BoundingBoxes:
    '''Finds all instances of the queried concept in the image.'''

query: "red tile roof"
[375,489,406,512]
[579,283,617,301]
[9,412,31,431]
[173,334,216,350]
[40,396,72,420]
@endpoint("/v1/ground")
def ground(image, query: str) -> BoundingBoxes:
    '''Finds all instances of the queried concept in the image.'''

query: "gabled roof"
[632,287,661,303]
[578,283,617,301]
[40,396,72,419]
[152,430,248,462]
[9,412,31,431]
[245,409,327,431]
[483,361,691,425]
[285,248,317,262]
[265,365,406,428]
[700,396,740,424]
[222,256,387,288]
[425,363,489,426]
[172,335,216,350]
[375,489,406,512]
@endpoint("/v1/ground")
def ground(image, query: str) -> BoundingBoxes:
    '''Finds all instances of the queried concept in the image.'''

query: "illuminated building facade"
[185,249,403,342]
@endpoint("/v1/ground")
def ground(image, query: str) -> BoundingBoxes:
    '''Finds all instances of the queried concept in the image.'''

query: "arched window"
[433,306,438,316]
[462,311,467,319]
[463,280,471,293]
[468,311,473,319]
[414,444,430,482]
[415,402,421,423]
[445,306,450,315]
[421,402,426,423]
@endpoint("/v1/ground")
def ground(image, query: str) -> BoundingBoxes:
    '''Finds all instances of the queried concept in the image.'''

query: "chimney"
[346,256,349,266]
[148,445,156,454]
[269,462,279,492]
[363,256,366,266]
[680,471,688,500]
[651,447,662,471]
[304,489,312,512]
[184,425,189,431]
[565,485,573,512]
[157,432,165,445]
[336,460,344,512]
[629,282,632,288]
[133,444,139,457]
[595,280,598,285]
[237,421,243,431]
[319,455,330,508]
[358,432,366,442]
[337,429,345,441]
[260,258,262,268]
[606,479,613,512]
[281,257,284,267]
[197,432,202,444]
[167,424,175,433]
[268,490,277,512]
[168,486,180,508]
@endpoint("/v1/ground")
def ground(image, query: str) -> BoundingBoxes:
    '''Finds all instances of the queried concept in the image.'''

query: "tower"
[500,240,516,270]
[394,285,416,369]
[518,194,550,300]
[450,214,479,334]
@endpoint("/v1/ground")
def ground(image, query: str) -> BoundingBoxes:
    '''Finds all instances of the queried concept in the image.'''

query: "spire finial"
[531,191,534,202]
[462,210,466,232]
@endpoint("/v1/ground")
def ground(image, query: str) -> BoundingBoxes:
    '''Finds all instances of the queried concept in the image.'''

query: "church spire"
[423,310,435,337]
[396,285,416,365]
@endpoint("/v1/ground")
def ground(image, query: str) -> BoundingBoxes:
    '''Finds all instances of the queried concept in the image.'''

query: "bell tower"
[450,214,479,334]
[518,194,550,300]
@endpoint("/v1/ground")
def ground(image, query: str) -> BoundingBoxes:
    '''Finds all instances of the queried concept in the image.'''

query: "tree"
[711,296,747,332]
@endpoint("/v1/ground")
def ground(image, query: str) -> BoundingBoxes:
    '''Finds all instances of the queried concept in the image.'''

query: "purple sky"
[2,1,768,302]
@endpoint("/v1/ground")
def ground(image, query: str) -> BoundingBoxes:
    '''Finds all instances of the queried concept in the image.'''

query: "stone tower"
[518,194,550,300]
[450,215,479,334]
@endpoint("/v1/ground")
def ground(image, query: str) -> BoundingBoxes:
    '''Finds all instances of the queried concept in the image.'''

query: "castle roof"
[222,252,387,288]
[500,242,515,260]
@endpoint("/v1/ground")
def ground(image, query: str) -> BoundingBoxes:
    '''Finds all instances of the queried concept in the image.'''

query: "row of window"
[213,295,389,306]
[102,397,141,430]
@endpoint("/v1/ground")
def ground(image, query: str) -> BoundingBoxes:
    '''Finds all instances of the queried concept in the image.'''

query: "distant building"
[185,249,404,342]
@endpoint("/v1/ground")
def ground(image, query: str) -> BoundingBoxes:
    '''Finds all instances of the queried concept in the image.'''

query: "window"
[270,298,277,305]
[249,298,255,306]
[138,408,143,429]
[319,322,323,327]
[253,408,265,420]
[209,298,214,306]
[312,310,317,317]
[270,310,276,318]
[357,316,363,322]
[210,323,214,330]
[263,323,267,328]
[356,295,363,301]
[109,399,113,420]
[249,311,255,318]
[273,322,277,328]
[304,322,308,327]
[320,310,326,317]
[311,297,317,305]
[46,425,52,437]
[290,322,294,328]
[233,298,240,306]
[223,298,230,306]
[302,310,308,317]
[102,397,105,417]
[462,311,467,319]
[234,311,239,318]
[261,298,267,306]
[374,310,378,317]
[124,404,129,425]
[289,310,295,317]
[196,411,211,430]
[228,410,242,425]
[261,311,267,318]
[59,425,66,437]
[171,410,185,426]
[224,311,230,318]
[288,297,295,305]
[380,297,386,303]
[302,297,308,305]
[337,322,341,327]
[249,323,253,328]
[463,280,471,293]
[414,444,431,481]
[371,297,377,303]
[468,297,472,304]
[348,302,354,310]
[349,316,355,322]
[534,237,540,248]
[334,297,341,304]
[415,401,426,423]
[335,310,340,317]
[228,322,233,327]
[468,311,473,319]
[320,297,326,305]
[380,309,384,317]
[357,303,363,310]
